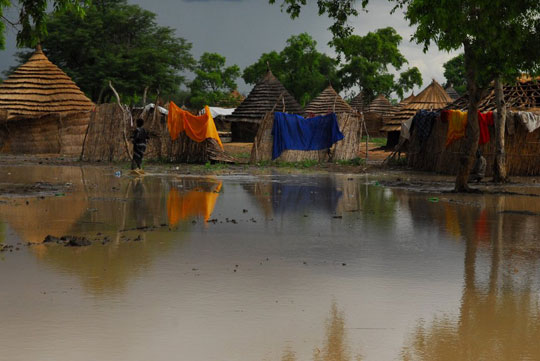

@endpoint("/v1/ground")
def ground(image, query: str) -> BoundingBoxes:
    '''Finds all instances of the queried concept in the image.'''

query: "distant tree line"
[1,0,428,108]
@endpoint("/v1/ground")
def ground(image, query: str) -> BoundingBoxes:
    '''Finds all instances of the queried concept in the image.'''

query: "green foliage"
[0,0,86,49]
[443,54,466,95]
[336,27,423,103]
[189,52,241,109]
[395,0,540,89]
[243,33,341,106]
[9,0,195,103]
[268,0,365,45]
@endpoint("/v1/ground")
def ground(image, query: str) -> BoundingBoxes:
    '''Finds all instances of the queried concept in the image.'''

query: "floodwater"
[1,165,540,361]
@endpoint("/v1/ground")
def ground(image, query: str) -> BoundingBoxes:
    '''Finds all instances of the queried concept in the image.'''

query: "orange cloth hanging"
[167,102,223,149]
[167,182,223,227]
[446,110,468,147]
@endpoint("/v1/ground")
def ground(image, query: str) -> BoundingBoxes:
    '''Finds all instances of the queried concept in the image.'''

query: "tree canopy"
[188,52,241,109]
[0,0,86,49]
[443,54,466,95]
[243,33,340,106]
[335,27,422,103]
[10,0,195,103]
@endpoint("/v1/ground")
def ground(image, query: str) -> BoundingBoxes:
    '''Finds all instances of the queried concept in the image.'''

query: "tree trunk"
[455,47,482,192]
[492,77,508,183]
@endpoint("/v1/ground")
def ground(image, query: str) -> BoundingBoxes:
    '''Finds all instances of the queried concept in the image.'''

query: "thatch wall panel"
[250,112,359,163]
[408,116,540,176]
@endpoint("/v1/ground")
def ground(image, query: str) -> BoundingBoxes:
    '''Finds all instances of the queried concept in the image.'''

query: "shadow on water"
[400,193,540,361]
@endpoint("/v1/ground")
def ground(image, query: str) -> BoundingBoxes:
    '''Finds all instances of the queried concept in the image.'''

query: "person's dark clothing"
[131,127,150,169]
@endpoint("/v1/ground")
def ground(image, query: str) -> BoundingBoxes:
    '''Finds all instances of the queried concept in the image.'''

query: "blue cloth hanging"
[271,112,344,160]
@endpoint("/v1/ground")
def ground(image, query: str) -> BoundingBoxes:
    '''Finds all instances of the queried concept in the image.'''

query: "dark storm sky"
[0,0,458,95]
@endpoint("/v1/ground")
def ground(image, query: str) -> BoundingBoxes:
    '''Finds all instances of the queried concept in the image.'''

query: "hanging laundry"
[516,111,540,133]
[271,112,344,160]
[413,110,438,144]
[167,102,223,148]
[478,111,494,145]
[440,110,451,123]
[400,115,415,140]
[445,110,468,147]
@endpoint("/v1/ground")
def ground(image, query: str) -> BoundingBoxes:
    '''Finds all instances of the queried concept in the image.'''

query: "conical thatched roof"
[0,46,94,119]
[445,85,460,100]
[304,85,354,115]
[382,80,452,132]
[350,91,368,112]
[227,70,303,123]
[366,94,398,116]
[398,93,416,109]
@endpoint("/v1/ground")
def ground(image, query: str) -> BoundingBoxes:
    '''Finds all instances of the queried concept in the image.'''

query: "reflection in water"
[401,193,540,361]
[277,303,362,361]
[167,179,222,226]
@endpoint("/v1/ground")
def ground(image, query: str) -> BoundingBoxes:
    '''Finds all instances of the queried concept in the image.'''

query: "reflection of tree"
[276,302,362,361]
[401,195,540,361]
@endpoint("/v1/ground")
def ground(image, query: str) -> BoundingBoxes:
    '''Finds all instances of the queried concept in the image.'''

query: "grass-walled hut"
[382,80,452,148]
[407,79,540,176]
[226,70,303,142]
[0,46,94,155]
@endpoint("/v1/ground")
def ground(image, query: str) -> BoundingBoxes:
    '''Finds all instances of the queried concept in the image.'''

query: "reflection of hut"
[363,94,399,138]
[227,70,303,142]
[0,46,94,155]
[408,79,540,176]
[383,80,452,147]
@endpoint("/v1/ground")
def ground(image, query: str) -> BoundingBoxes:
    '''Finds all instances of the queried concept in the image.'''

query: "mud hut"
[363,94,399,138]
[382,80,452,147]
[0,46,94,155]
[226,70,303,142]
[407,79,540,176]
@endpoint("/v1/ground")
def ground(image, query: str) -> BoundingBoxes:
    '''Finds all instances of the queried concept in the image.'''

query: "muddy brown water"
[0,165,539,361]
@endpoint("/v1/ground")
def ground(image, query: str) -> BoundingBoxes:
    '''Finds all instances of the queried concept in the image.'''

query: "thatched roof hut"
[407,79,540,176]
[0,46,94,155]
[445,85,460,101]
[366,94,398,116]
[305,85,354,115]
[382,80,452,146]
[227,70,303,142]
[349,91,368,113]
[398,93,416,109]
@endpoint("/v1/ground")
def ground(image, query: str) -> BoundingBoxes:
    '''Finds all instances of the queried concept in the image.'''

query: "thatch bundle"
[227,70,303,141]
[250,111,361,163]
[408,79,540,176]
[82,103,234,163]
[0,46,94,155]
[383,80,452,147]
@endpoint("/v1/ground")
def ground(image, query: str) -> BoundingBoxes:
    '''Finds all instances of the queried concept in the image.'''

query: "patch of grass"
[361,136,387,147]
[255,159,320,168]
[335,157,365,166]
[234,152,251,160]
[204,162,228,171]
[386,156,408,166]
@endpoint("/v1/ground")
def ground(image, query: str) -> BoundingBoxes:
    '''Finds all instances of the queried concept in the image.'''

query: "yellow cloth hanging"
[167,102,223,149]
[446,110,468,147]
